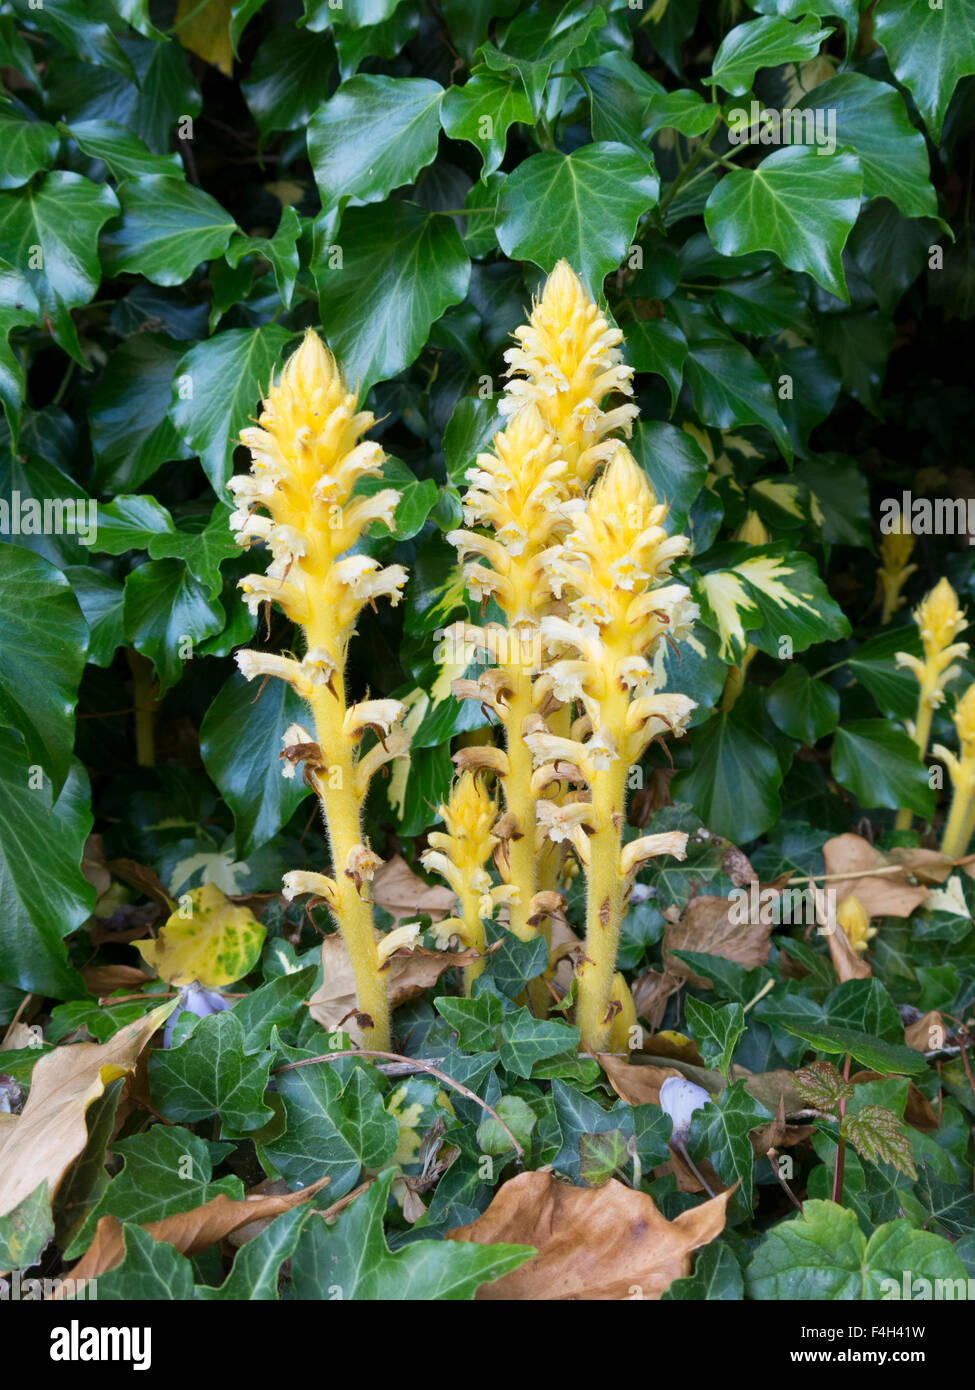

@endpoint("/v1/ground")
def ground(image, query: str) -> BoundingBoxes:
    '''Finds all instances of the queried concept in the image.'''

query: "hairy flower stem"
[576,681,630,1051]
[307,678,390,1049]
[502,673,541,943]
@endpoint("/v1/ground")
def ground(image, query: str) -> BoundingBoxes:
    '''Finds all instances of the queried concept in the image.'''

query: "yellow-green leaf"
[135,883,265,988]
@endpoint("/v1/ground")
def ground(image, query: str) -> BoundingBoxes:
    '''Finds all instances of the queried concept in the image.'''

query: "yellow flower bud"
[836,895,877,954]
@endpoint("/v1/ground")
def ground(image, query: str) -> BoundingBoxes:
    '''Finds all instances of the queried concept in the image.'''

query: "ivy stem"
[831,1052,851,1205]
[126,649,158,768]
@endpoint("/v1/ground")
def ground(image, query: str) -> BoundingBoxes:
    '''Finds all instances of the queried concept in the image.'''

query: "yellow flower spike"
[877,524,917,625]
[531,445,697,1051]
[501,259,637,483]
[938,684,975,859]
[419,771,499,992]
[894,579,969,831]
[836,895,876,955]
[230,329,411,1049]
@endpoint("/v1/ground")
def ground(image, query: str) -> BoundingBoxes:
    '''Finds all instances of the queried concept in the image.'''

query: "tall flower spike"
[935,684,975,859]
[231,330,409,1048]
[877,524,917,626]
[419,771,501,993]
[894,578,969,831]
[530,443,698,1051]
[501,259,638,485]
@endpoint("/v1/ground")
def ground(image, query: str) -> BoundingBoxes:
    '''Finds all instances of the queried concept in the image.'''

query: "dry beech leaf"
[59,1173,332,1289]
[662,894,772,988]
[308,931,486,1042]
[631,967,682,1031]
[642,1030,705,1066]
[721,845,757,887]
[0,1002,176,1218]
[80,964,152,996]
[371,853,456,925]
[448,1170,732,1299]
[903,1011,946,1054]
[598,1053,683,1105]
[887,847,955,885]
[822,834,928,917]
[825,913,872,983]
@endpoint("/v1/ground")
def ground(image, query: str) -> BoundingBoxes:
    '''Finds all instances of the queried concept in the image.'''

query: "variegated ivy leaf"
[844,1105,917,1180]
[134,882,265,988]
[794,1059,854,1113]
[690,542,850,664]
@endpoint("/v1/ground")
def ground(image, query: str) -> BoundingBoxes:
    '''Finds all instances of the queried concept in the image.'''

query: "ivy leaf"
[645,88,715,139]
[685,997,745,1076]
[149,1010,274,1133]
[670,707,783,843]
[259,1051,399,1196]
[781,1022,930,1076]
[230,967,319,1055]
[308,75,444,210]
[225,205,301,309]
[0,544,87,792]
[8,0,134,78]
[61,118,183,180]
[0,738,92,998]
[578,1129,629,1187]
[197,1204,311,1300]
[100,176,237,286]
[168,324,293,491]
[662,1239,743,1300]
[766,665,839,745]
[496,143,659,294]
[90,334,194,493]
[796,73,939,222]
[794,1059,853,1112]
[0,259,38,444]
[705,148,862,302]
[291,1168,532,1299]
[691,543,850,663]
[122,558,224,694]
[498,1008,580,1080]
[435,993,504,1053]
[687,1081,771,1213]
[831,720,936,818]
[200,670,312,860]
[0,104,60,190]
[441,72,532,179]
[67,1125,241,1260]
[550,1079,634,1184]
[845,628,921,720]
[62,568,124,668]
[135,883,266,989]
[630,419,708,535]
[443,394,500,485]
[0,1182,53,1273]
[147,504,240,599]
[873,0,975,141]
[706,14,832,96]
[241,25,335,134]
[747,1199,967,1298]
[313,202,470,395]
[0,172,119,360]
[844,1105,917,1180]
[94,1223,195,1300]
[624,318,688,412]
[477,1095,537,1156]
[682,339,792,463]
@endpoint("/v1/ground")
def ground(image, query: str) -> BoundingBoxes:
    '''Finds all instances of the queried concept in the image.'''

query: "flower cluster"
[895,578,969,832]
[229,330,410,1048]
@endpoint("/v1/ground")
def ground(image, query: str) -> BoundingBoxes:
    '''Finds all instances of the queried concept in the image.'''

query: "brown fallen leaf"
[822,834,928,917]
[887,847,955,886]
[598,1052,683,1105]
[0,1002,175,1218]
[59,1172,332,1289]
[103,857,174,909]
[371,853,456,925]
[824,911,872,983]
[904,1011,947,1054]
[80,964,152,996]
[631,967,682,1031]
[1,1022,39,1051]
[81,834,111,899]
[447,1170,732,1299]
[721,844,758,887]
[663,894,772,988]
[308,931,488,1042]
[642,1030,705,1066]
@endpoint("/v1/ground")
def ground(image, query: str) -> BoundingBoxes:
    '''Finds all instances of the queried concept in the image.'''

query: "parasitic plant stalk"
[419,770,502,993]
[877,524,917,627]
[935,684,975,859]
[894,579,968,831]
[445,262,638,956]
[526,446,698,1051]
[229,330,410,1049]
